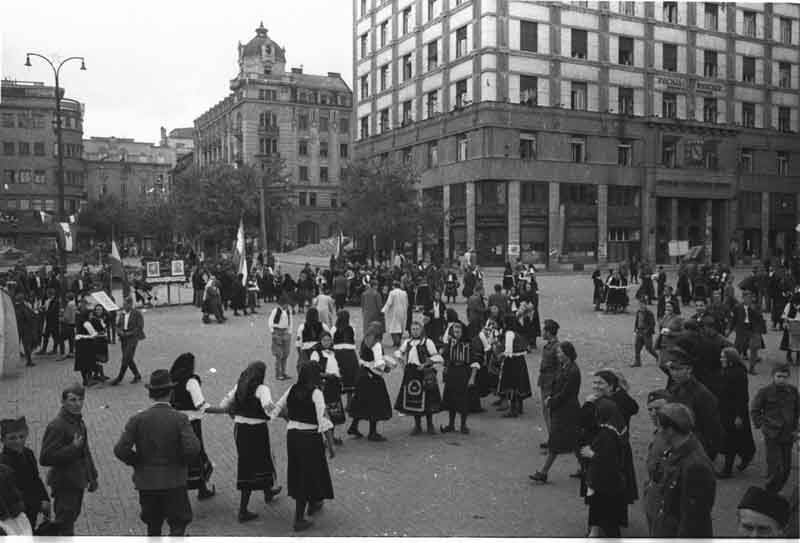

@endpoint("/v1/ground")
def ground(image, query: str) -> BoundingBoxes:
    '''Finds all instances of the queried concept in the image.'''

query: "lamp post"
[25,52,86,280]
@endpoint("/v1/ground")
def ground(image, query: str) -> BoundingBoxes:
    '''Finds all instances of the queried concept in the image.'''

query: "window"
[320,115,329,132]
[427,41,438,70]
[740,149,753,172]
[520,75,538,106]
[16,114,29,129]
[519,132,536,160]
[571,82,587,110]
[705,3,718,31]
[1,114,14,128]
[360,34,368,58]
[456,133,468,161]
[663,44,677,71]
[456,26,468,58]
[259,138,277,155]
[704,50,717,77]
[340,143,349,158]
[742,102,755,127]
[309,193,317,207]
[617,143,632,166]
[662,93,677,118]
[33,170,46,184]
[2,142,13,156]
[608,186,637,206]
[621,1,635,16]
[570,136,586,163]
[427,0,438,21]
[780,17,793,45]
[379,108,389,132]
[380,21,388,47]
[400,100,412,125]
[402,54,413,81]
[331,197,338,208]
[779,62,791,88]
[662,140,677,167]
[742,56,755,82]
[777,152,789,175]
[18,199,29,210]
[778,107,791,133]
[3,170,13,184]
[340,117,350,133]
[380,65,389,91]
[360,116,369,139]
[17,142,30,156]
[320,167,329,183]
[299,166,309,181]
[401,147,412,164]
[703,98,717,122]
[521,21,538,52]
[743,11,756,37]
[17,170,32,183]
[426,90,439,117]
[456,79,468,108]
[663,1,678,23]
[703,144,718,169]
[299,192,307,206]
[360,75,369,99]
[320,141,328,158]
[32,113,44,129]
[571,29,587,58]
[427,141,439,167]
[618,36,634,65]
[618,87,634,115]
[259,111,277,128]
[403,7,411,35]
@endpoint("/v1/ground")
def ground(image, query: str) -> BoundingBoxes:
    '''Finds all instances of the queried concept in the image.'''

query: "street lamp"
[25,52,86,283]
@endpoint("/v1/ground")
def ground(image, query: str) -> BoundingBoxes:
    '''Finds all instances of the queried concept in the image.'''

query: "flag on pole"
[233,219,248,286]
[109,240,124,280]
[335,230,344,259]
[57,222,76,252]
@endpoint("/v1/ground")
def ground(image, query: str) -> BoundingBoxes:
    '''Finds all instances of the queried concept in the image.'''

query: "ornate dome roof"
[241,22,286,62]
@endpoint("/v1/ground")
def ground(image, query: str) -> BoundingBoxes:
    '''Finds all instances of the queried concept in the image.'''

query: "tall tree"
[78,195,134,241]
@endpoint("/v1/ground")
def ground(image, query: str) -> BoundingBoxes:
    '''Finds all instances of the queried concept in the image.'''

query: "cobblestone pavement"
[1,272,797,537]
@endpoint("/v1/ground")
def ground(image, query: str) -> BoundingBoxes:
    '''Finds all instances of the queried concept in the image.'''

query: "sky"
[1,0,353,143]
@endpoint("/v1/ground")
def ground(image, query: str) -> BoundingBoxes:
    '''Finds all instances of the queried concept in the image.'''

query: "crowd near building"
[352,0,800,268]
[193,23,353,249]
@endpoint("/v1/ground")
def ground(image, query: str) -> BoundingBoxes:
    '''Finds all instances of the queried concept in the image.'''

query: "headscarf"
[559,341,577,363]
[170,352,196,385]
[293,361,322,401]
[234,361,266,408]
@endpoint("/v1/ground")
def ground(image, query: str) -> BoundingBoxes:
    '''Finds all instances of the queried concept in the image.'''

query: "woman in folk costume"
[347,321,395,441]
[496,315,533,418]
[332,310,359,410]
[440,321,480,434]
[779,292,800,365]
[74,302,105,386]
[414,265,432,309]
[310,332,345,453]
[444,267,459,304]
[88,304,110,382]
[270,362,334,532]
[219,361,282,523]
[470,319,499,412]
[394,321,444,435]
[423,289,447,347]
[169,353,221,500]
[296,307,330,370]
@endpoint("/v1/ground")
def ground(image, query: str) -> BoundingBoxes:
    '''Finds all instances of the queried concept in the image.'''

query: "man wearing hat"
[728,290,767,374]
[650,403,716,537]
[113,370,201,536]
[664,347,723,461]
[643,390,673,535]
[737,486,791,537]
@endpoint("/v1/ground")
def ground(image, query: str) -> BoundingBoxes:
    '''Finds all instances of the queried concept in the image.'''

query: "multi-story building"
[195,23,353,248]
[353,1,800,267]
[0,79,88,250]
[160,126,195,158]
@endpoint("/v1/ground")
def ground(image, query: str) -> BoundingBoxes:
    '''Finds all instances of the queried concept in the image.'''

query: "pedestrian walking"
[110,296,144,386]
[538,319,560,450]
[332,310,359,410]
[642,389,673,535]
[728,289,766,375]
[113,369,201,536]
[360,279,383,337]
[296,308,329,370]
[779,293,800,365]
[314,287,336,330]
[39,384,98,536]
[268,295,293,381]
[382,280,409,348]
[632,297,657,367]
[14,293,37,367]
[347,321,395,441]
[714,348,756,478]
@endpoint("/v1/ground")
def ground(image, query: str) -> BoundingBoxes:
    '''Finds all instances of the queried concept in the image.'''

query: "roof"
[242,22,286,63]
[168,127,194,139]
[290,72,350,93]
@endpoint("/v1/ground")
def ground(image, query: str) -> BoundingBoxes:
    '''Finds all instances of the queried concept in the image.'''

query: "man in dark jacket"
[651,403,716,537]
[114,370,201,536]
[332,272,348,311]
[37,288,62,355]
[39,384,98,536]
[466,285,487,340]
[487,284,509,322]
[110,296,144,386]
[632,296,657,367]
[539,319,560,450]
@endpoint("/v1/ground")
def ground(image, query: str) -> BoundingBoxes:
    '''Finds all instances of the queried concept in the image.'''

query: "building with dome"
[194,23,352,249]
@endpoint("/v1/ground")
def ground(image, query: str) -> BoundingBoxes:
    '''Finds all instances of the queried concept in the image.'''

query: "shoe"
[460,426,470,435]
[347,427,363,438]
[36,350,46,355]
[109,379,121,386]
[307,501,323,515]
[283,374,293,381]
[367,433,387,442]
[496,404,509,412]
[410,427,422,436]
[539,442,549,450]
[99,375,109,381]
[294,519,313,532]
[629,362,642,368]
[198,485,216,500]
[264,485,282,502]
[529,471,548,484]
[25,361,35,367]
[491,398,503,407]
[238,511,258,523]
[440,425,455,433]
[131,376,142,384]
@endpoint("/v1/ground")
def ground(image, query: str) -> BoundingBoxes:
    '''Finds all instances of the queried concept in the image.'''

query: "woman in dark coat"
[715,347,756,477]
[423,289,447,347]
[332,310,359,409]
[530,341,582,484]
[502,263,515,291]
[677,270,692,305]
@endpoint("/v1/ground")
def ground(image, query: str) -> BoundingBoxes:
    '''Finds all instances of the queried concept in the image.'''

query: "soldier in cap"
[737,486,791,538]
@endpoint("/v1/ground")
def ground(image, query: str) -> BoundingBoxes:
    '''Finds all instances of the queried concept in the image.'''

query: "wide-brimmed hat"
[144,369,175,392]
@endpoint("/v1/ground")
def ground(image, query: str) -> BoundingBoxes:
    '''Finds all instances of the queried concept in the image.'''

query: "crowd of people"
[0,255,797,537]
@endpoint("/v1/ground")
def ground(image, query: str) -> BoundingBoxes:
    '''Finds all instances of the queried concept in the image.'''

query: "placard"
[171,259,185,277]
[146,261,160,278]
[678,241,689,254]
[87,290,119,312]
[668,241,680,256]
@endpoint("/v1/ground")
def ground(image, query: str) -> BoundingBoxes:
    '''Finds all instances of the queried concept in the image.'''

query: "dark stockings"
[413,414,434,431]
[295,499,307,523]
[239,489,252,515]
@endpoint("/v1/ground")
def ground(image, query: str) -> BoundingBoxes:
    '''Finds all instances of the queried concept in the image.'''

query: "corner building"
[352,1,800,268]
[195,23,352,248]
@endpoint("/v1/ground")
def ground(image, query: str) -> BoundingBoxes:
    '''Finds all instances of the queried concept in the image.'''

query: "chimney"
[291,67,303,74]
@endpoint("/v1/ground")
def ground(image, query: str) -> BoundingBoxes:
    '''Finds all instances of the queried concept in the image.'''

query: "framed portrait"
[146,261,160,278]
[171,259,185,277]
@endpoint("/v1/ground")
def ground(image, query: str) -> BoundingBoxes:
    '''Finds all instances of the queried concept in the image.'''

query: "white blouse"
[395,337,443,366]
[179,377,210,421]
[310,349,341,377]
[271,387,333,433]
[219,384,274,425]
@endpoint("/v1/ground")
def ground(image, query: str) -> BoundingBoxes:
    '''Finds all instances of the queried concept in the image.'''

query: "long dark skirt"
[394,365,442,415]
[415,285,432,308]
[587,491,628,535]
[348,368,393,421]
[74,338,95,373]
[335,349,360,393]
[442,364,470,414]
[287,429,334,502]
[621,440,638,505]
[234,423,277,491]
[497,355,532,399]
[322,376,346,426]
[722,419,757,462]
[187,419,213,490]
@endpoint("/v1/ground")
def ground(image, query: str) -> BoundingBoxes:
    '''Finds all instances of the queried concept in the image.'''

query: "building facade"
[0,79,88,250]
[353,0,800,267]
[160,126,195,158]
[195,23,353,248]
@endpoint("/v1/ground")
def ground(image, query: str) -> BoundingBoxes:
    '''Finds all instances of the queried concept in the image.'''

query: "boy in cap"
[0,417,50,528]
[737,486,791,538]
[750,363,799,493]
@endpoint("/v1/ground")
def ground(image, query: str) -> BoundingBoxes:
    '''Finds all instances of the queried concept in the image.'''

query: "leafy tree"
[78,195,134,240]
[338,159,443,253]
